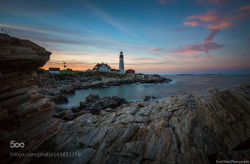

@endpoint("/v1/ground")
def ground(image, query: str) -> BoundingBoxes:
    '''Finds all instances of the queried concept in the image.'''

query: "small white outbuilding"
[49,68,60,74]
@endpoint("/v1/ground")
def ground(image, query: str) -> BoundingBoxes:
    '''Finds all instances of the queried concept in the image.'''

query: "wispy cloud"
[87,5,127,32]
[205,29,219,43]
[174,42,223,55]
[188,10,219,22]
[124,56,176,65]
[0,23,150,53]
[174,29,223,54]
[206,22,235,29]
[184,5,250,30]
[196,0,228,4]
[183,20,200,26]
[158,0,166,5]
[181,3,250,55]
[239,4,250,11]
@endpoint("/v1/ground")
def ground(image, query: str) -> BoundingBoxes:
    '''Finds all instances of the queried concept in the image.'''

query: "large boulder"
[53,94,127,120]
[80,94,127,114]
[52,95,68,104]
[85,93,99,102]
[60,85,75,94]
[0,34,60,163]
[0,34,51,70]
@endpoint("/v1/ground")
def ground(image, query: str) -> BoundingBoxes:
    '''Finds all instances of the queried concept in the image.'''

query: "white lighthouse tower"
[119,51,124,74]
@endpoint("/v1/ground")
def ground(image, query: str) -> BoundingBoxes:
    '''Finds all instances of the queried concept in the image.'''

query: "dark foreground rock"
[32,84,250,164]
[54,93,127,120]
[144,96,157,101]
[79,93,127,114]
[60,85,75,94]
[0,34,60,164]
[52,95,68,104]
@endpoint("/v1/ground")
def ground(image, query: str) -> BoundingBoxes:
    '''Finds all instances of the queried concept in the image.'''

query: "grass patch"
[49,70,129,80]
[36,68,48,74]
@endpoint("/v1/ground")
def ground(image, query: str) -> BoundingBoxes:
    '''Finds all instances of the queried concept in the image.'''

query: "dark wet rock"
[71,106,81,113]
[60,86,75,94]
[54,106,69,113]
[140,74,170,83]
[144,96,157,101]
[52,95,68,104]
[144,96,151,101]
[54,94,127,120]
[52,113,61,118]
[211,149,250,162]
[85,93,99,102]
[79,94,127,114]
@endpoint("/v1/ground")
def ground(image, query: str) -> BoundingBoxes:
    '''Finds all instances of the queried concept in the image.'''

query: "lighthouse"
[119,51,124,74]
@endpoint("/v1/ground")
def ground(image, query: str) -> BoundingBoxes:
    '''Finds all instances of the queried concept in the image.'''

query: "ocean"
[57,74,250,109]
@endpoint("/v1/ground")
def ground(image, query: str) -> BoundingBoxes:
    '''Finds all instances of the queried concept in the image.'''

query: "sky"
[0,0,250,74]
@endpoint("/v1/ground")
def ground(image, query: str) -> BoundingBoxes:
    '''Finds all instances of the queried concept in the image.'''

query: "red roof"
[49,68,60,71]
[111,69,119,72]
[92,63,111,71]
[126,69,135,74]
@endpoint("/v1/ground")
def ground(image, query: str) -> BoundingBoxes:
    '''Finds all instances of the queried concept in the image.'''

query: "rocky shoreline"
[53,93,128,121]
[1,34,249,164]
[32,83,250,164]
[37,69,172,112]
[37,70,171,102]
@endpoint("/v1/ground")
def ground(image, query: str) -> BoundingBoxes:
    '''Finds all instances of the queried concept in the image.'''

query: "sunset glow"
[1,0,249,74]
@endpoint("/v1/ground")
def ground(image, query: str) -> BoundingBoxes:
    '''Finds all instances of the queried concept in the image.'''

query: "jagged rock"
[144,96,157,101]
[0,34,50,70]
[52,95,68,104]
[32,84,250,164]
[140,74,170,83]
[60,85,75,94]
[0,34,60,164]
[86,93,99,102]
[52,113,61,118]
[54,94,127,120]
[71,106,81,113]
[80,94,127,114]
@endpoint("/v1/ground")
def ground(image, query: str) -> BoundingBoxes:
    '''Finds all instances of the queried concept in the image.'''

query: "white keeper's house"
[92,63,112,72]
[91,51,134,74]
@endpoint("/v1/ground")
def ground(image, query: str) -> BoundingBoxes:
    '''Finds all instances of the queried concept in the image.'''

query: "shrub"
[36,68,46,74]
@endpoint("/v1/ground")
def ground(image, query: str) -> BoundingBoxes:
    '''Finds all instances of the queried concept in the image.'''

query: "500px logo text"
[10,141,25,148]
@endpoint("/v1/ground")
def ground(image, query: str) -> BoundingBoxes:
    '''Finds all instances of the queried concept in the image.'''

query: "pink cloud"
[205,29,219,43]
[174,42,223,55]
[206,22,235,29]
[224,12,248,21]
[184,6,250,30]
[196,0,227,4]
[188,10,220,22]
[183,20,200,26]
[174,29,223,55]
[240,5,250,11]
[158,0,166,5]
